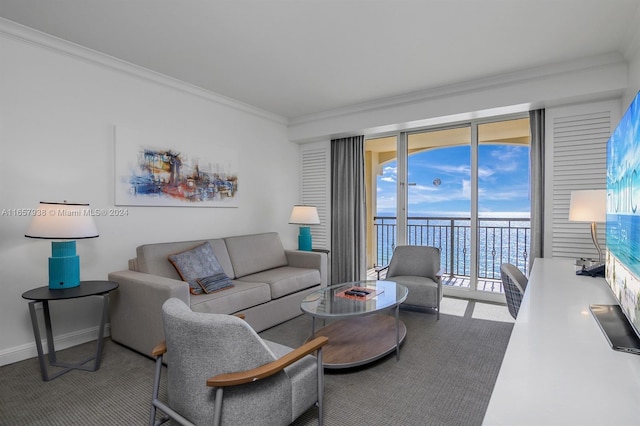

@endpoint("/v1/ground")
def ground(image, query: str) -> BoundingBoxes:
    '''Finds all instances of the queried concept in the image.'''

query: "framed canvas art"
[115,126,239,207]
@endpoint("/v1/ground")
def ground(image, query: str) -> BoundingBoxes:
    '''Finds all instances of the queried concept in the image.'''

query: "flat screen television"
[593,90,640,354]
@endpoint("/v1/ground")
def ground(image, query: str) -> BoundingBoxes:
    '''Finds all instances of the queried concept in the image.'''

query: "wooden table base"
[311,314,407,369]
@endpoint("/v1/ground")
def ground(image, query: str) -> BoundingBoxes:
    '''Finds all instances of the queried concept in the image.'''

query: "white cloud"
[478,167,494,179]
[479,183,530,201]
[461,179,471,198]
[380,165,397,183]
[405,178,471,205]
[375,194,397,212]
[431,164,468,175]
[487,146,525,173]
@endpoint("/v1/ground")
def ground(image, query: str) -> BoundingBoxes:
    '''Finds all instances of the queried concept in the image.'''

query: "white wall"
[0,26,300,365]
[624,46,640,108]
[289,53,629,143]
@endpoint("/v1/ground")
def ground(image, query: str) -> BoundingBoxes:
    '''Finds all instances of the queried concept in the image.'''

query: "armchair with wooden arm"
[150,298,328,426]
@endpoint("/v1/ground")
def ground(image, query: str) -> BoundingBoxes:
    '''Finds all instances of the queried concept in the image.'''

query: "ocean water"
[375,217,531,279]
[606,214,640,278]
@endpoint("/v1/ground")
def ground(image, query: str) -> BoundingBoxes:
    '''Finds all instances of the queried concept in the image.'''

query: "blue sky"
[376,144,531,218]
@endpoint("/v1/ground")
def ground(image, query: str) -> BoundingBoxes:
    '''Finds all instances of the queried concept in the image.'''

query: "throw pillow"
[196,273,234,293]
[168,242,230,295]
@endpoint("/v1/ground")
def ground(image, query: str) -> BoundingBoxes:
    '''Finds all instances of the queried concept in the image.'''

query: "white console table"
[483,258,640,426]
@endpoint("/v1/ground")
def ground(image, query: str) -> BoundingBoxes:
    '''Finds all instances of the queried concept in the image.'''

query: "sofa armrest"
[285,250,328,287]
[108,269,189,357]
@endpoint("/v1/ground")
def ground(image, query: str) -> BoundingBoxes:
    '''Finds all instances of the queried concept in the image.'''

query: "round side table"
[22,280,119,381]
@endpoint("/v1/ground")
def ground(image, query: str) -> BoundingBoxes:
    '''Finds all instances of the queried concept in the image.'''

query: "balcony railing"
[374,216,530,280]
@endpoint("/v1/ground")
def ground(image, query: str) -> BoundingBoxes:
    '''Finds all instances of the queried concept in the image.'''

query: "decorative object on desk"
[575,257,606,277]
[576,262,605,277]
[569,189,606,263]
[25,201,98,289]
[289,205,320,251]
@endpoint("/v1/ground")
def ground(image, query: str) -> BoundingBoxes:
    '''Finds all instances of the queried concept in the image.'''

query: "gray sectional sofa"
[108,232,327,357]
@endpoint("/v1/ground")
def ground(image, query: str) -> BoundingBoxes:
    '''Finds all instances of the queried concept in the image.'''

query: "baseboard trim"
[0,324,111,367]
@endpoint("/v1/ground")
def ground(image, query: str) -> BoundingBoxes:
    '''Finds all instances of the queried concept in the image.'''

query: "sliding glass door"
[477,119,532,290]
[365,135,398,269]
[406,126,472,283]
[365,115,530,299]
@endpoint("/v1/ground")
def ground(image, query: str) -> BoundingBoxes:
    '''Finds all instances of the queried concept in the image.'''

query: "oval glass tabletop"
[300,280,408,318]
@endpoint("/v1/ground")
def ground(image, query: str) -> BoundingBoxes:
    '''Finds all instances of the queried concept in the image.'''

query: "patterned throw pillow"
[168,242,233,295]
[197,273,234,293]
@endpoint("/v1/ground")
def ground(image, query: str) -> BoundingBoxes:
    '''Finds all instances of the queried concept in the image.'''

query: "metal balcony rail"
[374,216,530,280]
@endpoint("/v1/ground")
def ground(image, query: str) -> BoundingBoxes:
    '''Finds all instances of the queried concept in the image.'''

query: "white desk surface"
[483,258,640,426]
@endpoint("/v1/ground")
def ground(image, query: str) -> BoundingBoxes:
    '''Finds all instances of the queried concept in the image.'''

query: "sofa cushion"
[224,233,288,278]
[238,266,320,299]
[190,281,271,314]
[136,239,235,279]
[168,242,230,295]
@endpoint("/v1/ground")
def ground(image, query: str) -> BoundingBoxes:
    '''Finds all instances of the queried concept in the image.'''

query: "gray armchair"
[380,245,443,319]
[150,298,328,426]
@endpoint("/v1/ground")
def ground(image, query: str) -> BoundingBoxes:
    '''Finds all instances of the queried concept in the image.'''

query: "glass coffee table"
[300,280,408,369]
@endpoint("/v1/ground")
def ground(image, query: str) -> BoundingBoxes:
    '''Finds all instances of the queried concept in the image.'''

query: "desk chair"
[500,263,528,319]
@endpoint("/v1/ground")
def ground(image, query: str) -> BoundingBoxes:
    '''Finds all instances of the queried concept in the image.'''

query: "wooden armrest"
[234,313,246,320]
[206,336,328,387]
[151,341,167,358]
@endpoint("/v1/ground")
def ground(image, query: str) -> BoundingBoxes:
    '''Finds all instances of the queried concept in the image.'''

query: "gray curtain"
[331,135,366,284]
[529,109,545,273]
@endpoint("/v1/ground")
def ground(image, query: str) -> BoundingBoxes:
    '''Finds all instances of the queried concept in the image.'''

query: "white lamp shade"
[569,190,606,222]
[289,205,320,225]
[25,202,99,239]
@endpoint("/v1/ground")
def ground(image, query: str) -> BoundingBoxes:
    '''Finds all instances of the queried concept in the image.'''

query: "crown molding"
[0,17,288,126]
[289,51,628,127]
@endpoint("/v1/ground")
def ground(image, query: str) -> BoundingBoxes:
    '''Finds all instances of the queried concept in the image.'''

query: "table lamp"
[289,205,320,251]
[569,189,606,263]
[25,201,99,289]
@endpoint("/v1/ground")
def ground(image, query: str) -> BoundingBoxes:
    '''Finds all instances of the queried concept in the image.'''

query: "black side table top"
[22,280,119,301]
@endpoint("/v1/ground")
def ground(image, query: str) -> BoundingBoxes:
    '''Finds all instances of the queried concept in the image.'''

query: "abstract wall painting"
[115,126,239,207]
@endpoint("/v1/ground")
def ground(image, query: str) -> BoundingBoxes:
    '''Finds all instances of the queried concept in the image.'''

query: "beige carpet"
[0,299,513,426]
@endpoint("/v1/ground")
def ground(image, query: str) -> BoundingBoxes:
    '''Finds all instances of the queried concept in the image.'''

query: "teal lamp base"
[298,226,313,251]
[49,241,80,289]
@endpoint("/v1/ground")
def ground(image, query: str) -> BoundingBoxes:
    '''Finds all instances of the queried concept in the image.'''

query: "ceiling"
[1,0,639,120]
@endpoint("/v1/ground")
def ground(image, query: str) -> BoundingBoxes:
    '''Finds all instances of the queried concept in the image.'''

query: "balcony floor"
[369,269,504,294]
[442,275,504,293]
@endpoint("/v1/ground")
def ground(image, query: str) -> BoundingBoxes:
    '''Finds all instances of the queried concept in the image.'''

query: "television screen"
[605,90,640,337]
